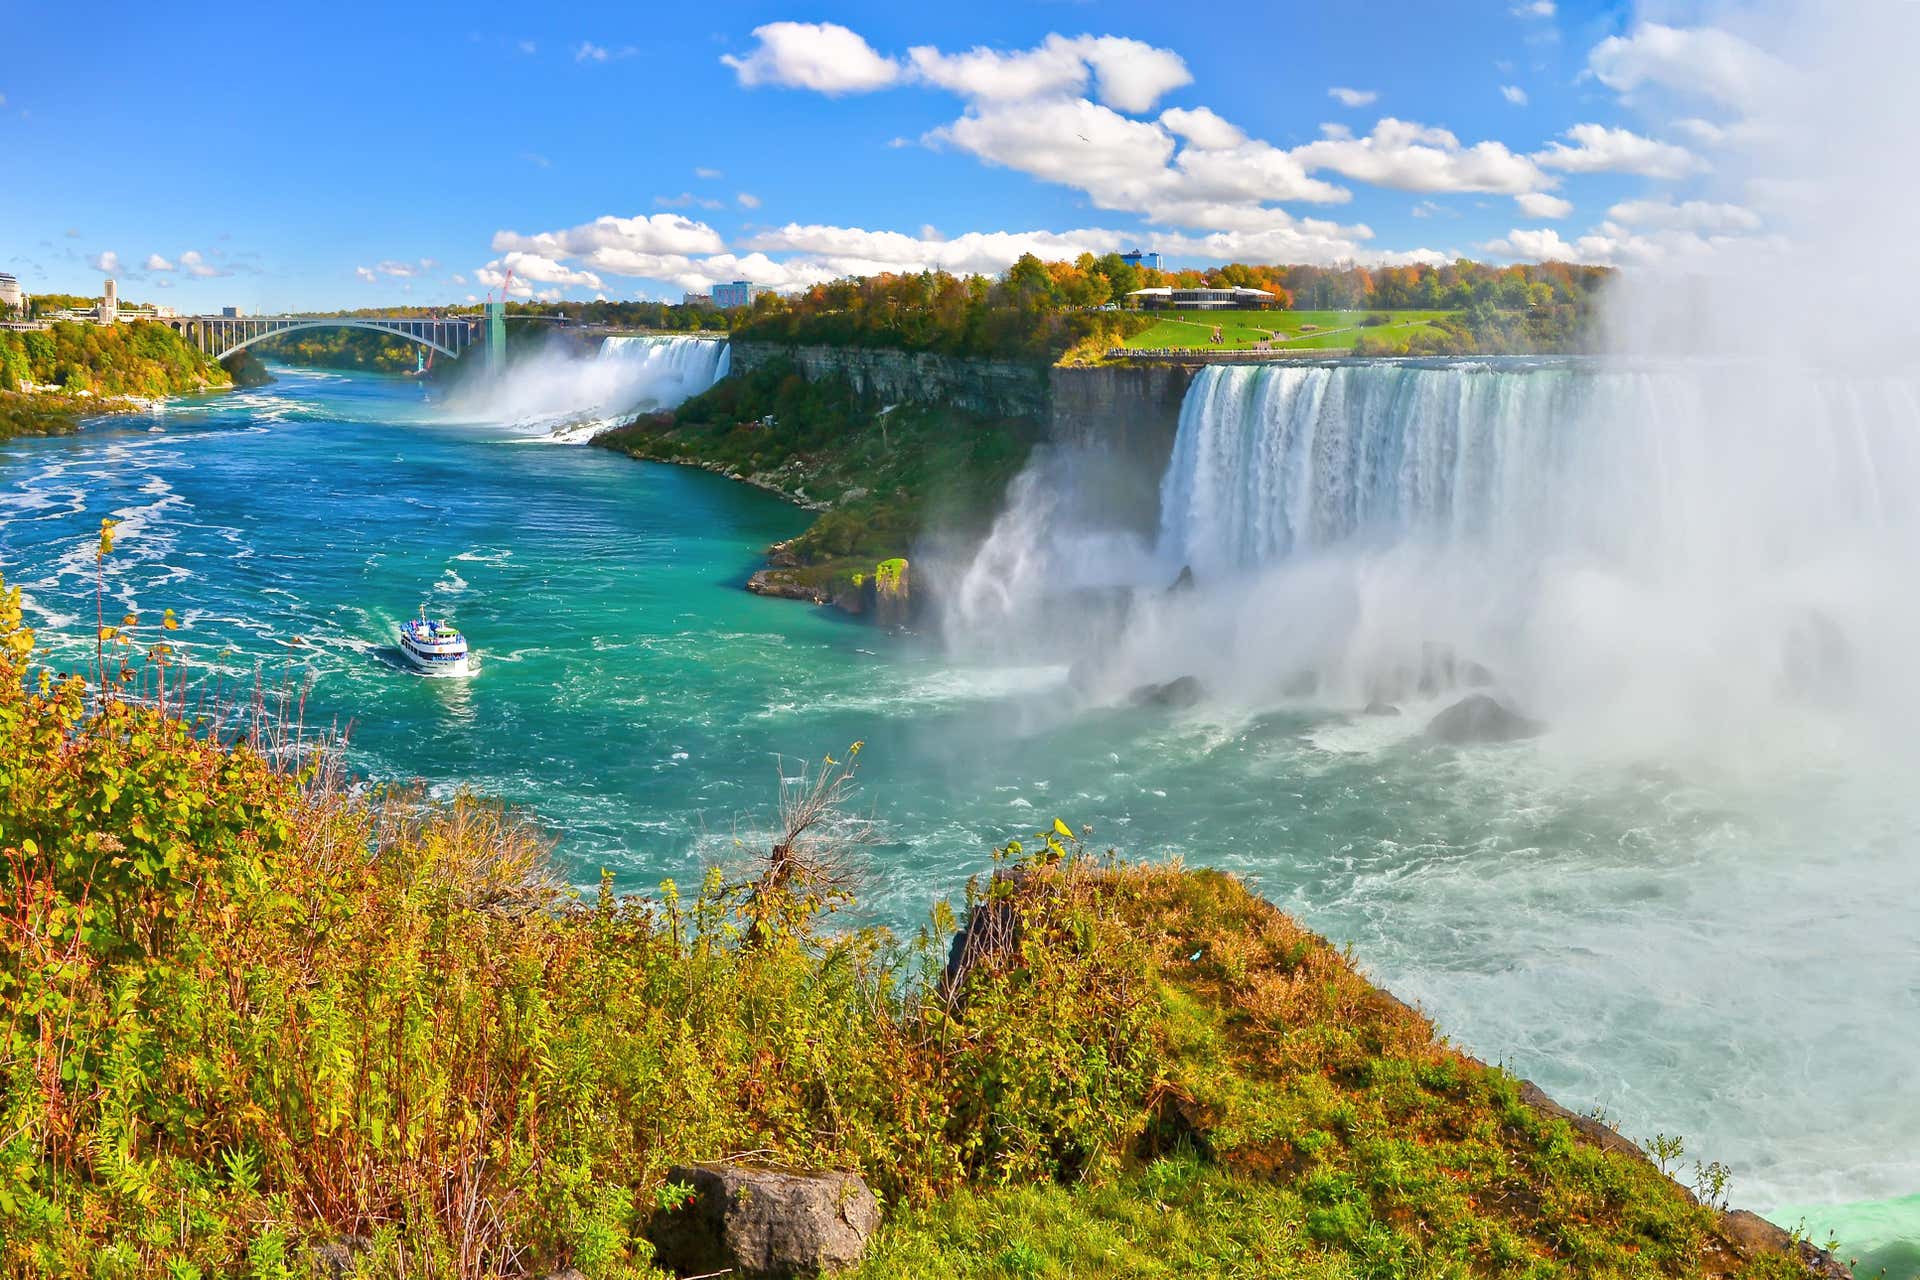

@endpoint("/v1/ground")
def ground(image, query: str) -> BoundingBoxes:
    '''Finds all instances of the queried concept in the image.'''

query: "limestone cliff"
[729,342,1049,420]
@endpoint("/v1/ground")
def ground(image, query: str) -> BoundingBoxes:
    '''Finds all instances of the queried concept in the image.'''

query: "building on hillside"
[0,273,23,315]
[221,306,244,318]
[1126,285,1275,311]
[1120,249,1162,272]
[711,280,755,309]
[100,278,118,324]
[681,291,714,309]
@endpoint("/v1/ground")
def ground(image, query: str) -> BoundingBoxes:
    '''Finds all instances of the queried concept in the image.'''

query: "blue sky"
[0,1,1782,311]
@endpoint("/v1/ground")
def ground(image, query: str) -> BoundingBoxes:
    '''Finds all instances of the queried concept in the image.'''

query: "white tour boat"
[398,611,472,677]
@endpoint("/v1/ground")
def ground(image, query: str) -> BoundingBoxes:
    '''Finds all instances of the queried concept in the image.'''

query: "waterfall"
[450,334,731,439]
[595,335,731,411]
[953,357,1920,744]
[1158,361,1918,582]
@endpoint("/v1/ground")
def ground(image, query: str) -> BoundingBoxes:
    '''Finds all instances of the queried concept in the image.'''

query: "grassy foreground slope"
[0,567,1837,1279]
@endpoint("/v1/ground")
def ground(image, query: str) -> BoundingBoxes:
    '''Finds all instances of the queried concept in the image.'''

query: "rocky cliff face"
[730,342,1049,420]
[1047,362,1195,471]
[1046,363,1196,533]
[723,346,1196,540]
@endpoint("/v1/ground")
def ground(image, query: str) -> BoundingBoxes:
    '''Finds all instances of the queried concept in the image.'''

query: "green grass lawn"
[1120,309,1458,352]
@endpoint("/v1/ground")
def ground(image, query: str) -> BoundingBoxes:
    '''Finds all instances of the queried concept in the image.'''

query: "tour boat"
[398,611,471,677]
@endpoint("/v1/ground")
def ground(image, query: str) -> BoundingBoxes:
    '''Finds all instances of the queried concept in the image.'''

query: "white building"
[101,278,118,324]
[1126,285,1275,311]
[0,272,22,315]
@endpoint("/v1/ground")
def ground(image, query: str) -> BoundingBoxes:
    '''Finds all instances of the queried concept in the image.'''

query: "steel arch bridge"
[160,315,480,361]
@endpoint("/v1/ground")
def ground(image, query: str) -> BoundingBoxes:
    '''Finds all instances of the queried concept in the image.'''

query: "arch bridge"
[161,314,480,362]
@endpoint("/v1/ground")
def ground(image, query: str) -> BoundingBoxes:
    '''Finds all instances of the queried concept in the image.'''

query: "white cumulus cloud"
[89,250,119,274]
[1328,86,1378,107]
[721,21,902,94]
[1534,123,1704,179]
[1500,84,1528,105]
[1160,106,1245,150]
[493,213,726,261]
[908,34,1190,112]
[178,250,226,278]
[1515,191,1573,218]
[144,253,175,272]
[1294,118,1549,194]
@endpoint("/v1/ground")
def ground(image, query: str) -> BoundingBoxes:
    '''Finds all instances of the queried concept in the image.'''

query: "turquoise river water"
[0,363,1912,1270]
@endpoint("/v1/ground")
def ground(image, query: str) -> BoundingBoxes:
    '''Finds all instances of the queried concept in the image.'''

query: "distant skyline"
[1,1,1786,311]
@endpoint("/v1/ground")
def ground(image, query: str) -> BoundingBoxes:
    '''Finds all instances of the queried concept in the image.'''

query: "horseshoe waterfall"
[943,355,1920,1237]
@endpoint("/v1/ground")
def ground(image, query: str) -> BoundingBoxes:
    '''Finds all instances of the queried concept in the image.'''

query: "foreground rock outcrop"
[649,1163,880,1278]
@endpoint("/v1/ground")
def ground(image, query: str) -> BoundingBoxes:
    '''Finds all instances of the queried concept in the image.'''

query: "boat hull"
[400,648,471,677]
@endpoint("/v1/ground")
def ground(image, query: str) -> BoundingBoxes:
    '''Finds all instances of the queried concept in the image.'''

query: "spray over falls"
[952,358,1920,753]
[448,334,730,439]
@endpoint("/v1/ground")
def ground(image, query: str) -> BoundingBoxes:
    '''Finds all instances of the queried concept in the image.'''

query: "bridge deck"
[162,314,481,362]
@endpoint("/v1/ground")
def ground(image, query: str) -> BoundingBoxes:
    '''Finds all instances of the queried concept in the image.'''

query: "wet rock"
[1362,701,1401,717]
[649,1163,880,1279]
[1426,693,1543,744]
[944,867,1030,996]
[872,558,911,629]
[1515,1081,1644,1161]
[1129,675,1203,709]
[746,568,828,604]
[1718,1210,1853,1280]
[1166,565,1196,594]
[829,581,868,617]
[765,538,802,570]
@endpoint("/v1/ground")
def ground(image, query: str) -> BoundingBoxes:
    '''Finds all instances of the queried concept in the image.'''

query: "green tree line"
[732,253,1613,362]
[0,321,228,399]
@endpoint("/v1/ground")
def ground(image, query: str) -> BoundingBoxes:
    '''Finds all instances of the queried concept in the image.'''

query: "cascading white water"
[1160,360,1920,583]
[447,334,731,439]
[953,356,1920,749]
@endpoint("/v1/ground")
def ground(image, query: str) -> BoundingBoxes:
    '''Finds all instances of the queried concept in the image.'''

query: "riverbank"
[0,319,235,438]
[0,388,166,440]
[0,584,1844,1275]
[593,353,1040,609]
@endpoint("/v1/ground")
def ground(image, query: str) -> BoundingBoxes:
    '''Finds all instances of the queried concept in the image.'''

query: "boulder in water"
[1130,676,1203,709]
[1166,565,1196,594]
[1426,694,1543,744]
[872,558,910,628]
